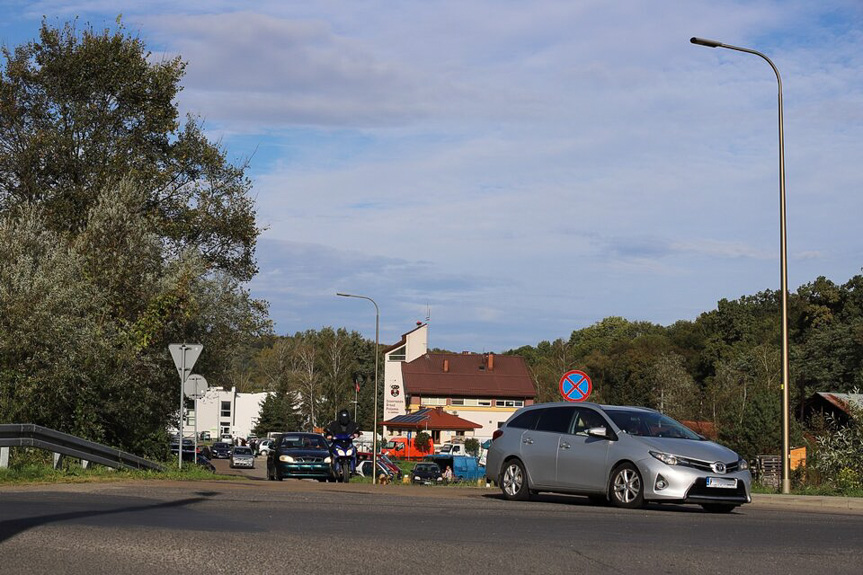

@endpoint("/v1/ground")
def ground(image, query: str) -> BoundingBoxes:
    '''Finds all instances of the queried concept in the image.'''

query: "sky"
[1,1,861,352]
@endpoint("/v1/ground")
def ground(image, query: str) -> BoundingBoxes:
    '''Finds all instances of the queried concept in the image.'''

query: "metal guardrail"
[0,423,163,472]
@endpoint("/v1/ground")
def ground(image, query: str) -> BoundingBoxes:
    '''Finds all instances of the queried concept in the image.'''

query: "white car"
[220,434,234,445]
[256,438,274,456]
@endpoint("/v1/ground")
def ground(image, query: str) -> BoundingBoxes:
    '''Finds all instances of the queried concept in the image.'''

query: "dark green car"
[266,432,332,481]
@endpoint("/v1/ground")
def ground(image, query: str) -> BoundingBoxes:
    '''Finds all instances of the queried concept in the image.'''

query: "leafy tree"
[648,352,699,420]
[0,18,258,281]
[464,437,480,457]
[415,431,431,453]
[0,19,268,457]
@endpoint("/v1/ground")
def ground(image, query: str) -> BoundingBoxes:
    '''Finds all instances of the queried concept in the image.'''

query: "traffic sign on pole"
[559,370,592,402]
[169,343,203,383]
[169,343,203,469]
[184,374,208,399]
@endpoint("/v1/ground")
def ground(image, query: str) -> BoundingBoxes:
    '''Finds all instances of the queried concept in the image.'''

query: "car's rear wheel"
[609,463,644,509]
[701,504,736,513]
[500,459,530,501]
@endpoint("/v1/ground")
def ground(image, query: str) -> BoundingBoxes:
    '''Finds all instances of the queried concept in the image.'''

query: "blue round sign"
[559,370,592,402]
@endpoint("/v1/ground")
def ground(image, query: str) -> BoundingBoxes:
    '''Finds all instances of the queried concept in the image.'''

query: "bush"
[812,401,863,493]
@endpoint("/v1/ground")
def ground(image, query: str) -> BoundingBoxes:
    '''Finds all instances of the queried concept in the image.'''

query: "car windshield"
[415,464,438,472]
[280,435,327,449]
[213,443,228,448]
[233,447,252,455]
[605,409,702,440]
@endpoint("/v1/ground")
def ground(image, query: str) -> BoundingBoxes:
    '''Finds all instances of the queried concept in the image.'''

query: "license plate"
[706,477,737,489]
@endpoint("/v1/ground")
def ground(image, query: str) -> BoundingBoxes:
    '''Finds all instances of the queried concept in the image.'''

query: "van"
[381,436,434,460]
[436,442,465,455]
[423,454,483,482]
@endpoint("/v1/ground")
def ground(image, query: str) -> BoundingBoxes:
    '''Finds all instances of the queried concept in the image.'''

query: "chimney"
[488,352,494,371]
[443,359,449,373]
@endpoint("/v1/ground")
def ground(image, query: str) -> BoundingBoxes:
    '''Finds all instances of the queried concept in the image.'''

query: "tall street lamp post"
[336,292,380,485]
[691,37,791,494]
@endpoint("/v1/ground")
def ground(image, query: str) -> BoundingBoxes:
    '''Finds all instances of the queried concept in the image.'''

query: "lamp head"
[691,37,723,48]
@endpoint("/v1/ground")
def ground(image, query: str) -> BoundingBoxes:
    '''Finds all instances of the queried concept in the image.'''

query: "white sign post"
[184,374,208,460]
[169,343,203,469]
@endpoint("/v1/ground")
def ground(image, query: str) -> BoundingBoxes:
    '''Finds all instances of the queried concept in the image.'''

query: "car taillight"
[492,429,503,441]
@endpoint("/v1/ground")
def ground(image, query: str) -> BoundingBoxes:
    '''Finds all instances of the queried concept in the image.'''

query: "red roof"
[381,407,480,431]
[402,353,536,399]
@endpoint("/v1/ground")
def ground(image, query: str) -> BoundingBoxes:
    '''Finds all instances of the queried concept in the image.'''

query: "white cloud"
[3,0,861,350]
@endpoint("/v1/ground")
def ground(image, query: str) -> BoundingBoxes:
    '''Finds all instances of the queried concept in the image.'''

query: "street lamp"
[336,292,380,485]
[691,37,791,494]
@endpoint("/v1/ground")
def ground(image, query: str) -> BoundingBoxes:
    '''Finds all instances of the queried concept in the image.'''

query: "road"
[1,460,861,574]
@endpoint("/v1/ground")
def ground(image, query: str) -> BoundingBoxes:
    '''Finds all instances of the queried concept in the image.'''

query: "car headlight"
[738,458,749,471]
[324,456,332,464]
[649,450,679,466]
[279,455,294,463]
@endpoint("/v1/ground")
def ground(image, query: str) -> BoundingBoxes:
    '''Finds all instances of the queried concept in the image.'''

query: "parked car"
[169,438,194,455]
[199,431,211,441]
[486,402,752,513]
[356,459,396,481]
[256,438,274,456]
[210,442,231,459]
[424,454,482,482]
[176,449,215,472]
[230,446,255,469]
[220,434,234,445]
[266,432,332,481]
[411,462,443,485]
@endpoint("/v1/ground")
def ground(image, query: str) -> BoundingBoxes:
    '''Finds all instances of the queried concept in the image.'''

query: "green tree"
[0,18,258,281]
[0,19,269,457]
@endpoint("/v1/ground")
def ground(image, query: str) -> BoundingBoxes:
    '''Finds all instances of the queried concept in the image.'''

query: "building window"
[423,397,446,406]
[495,400,524,408]
[388,346,406,361]
[451,398,464,406]
[221,401,231,418]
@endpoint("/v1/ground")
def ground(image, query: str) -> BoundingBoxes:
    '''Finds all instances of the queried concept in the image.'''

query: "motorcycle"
[328,432,357,483]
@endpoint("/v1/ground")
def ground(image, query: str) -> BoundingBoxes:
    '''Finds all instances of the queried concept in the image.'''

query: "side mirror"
[587,427,612,440]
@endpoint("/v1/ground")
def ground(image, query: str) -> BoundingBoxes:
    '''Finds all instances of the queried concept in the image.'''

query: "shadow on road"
[0,493,217,544]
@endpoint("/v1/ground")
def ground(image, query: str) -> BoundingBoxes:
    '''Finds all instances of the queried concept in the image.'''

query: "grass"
[0,448,236,484]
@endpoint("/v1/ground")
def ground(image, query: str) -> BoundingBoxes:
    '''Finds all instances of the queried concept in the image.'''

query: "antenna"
[425,304,431,323]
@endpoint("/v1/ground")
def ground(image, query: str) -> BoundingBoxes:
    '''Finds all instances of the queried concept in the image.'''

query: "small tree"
[464,438,480,457]
[414,431,431,453]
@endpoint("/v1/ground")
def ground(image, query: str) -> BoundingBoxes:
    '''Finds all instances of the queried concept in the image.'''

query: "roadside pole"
[169,343,203,470]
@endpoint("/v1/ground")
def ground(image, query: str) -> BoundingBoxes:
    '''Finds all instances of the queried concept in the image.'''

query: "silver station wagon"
[485,402,751,513]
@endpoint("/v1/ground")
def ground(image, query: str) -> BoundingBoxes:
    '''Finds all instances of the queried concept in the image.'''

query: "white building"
[183,386,271,440]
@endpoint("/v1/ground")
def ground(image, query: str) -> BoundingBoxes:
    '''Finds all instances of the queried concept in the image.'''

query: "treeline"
[249,328,379,435]
[505,274,863,461]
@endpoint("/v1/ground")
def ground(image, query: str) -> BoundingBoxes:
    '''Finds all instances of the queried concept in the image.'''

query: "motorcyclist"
[324,409,361,481]
[324,409,361,440]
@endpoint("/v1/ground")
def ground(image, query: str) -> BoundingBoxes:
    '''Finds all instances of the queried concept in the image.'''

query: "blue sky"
[2,1,861,352]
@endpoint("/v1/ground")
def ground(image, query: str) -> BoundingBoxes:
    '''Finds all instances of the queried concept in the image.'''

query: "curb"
[751,493,863,513]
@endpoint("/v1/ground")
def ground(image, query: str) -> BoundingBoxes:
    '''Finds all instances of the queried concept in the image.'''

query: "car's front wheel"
[609,463,644,509]
[500,459,530,501]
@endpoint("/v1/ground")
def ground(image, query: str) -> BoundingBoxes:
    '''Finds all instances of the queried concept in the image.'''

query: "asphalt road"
[1,460,861,575]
